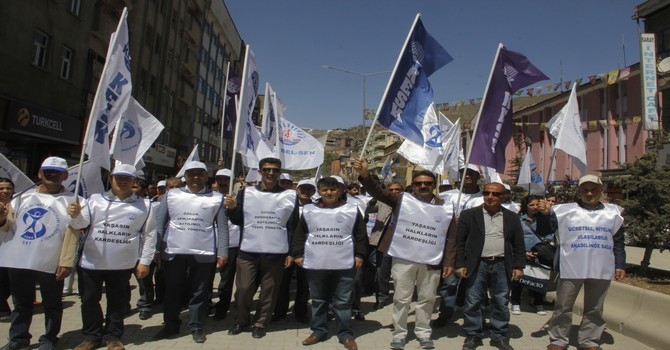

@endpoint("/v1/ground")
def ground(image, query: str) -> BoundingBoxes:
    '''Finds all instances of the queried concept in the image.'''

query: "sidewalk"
[0,278,654,350]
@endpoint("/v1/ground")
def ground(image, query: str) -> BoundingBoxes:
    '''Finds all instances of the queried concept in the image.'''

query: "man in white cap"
[224,157,299,339]
[73,164,157,350]
[0,156,90,350]
[279,173,294,189]
[543,175,626,350]
[212,168,241,320]
[152,161,228,343]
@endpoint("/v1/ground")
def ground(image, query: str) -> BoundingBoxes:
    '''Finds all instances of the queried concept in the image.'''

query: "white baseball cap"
[216,168,232,177]
[279,173,293,181]
[331,175,345,185]
[441,179,451,186]
[183,161,207,172]
[297,179,316,188]
[40,157,68,172]
[459,164,480,174]
[578,174,602,186]
[111,164,137,178]
[157,180,167,188]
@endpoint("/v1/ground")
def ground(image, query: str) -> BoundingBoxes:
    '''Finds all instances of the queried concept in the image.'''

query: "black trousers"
[79,268,133,343]
[135,262,156,312]
[162,255,215,331]
[0,267,11,316]
[8,268,64,345]
[215,247,239,315]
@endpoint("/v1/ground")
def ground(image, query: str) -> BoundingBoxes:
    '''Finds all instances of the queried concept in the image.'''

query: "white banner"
[84,8,133,170]
[279,117,324,170]
[640,33,660,130]
[111,98,164,168]
[0,153,35,193]
[66,161,104,198]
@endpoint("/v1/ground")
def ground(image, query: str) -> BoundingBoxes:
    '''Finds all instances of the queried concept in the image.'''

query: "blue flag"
[377,16,453,145]
[470,46,548,173]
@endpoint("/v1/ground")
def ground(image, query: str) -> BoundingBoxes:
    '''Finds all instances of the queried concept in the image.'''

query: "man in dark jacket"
[455,182,525,350]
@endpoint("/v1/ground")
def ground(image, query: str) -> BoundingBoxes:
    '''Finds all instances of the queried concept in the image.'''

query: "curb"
[548,281,668,350]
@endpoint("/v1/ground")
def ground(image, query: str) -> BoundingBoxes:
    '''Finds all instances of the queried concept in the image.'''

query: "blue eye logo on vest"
[21,208,48,240]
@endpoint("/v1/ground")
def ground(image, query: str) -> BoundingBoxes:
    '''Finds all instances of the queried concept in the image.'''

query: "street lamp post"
[322,65,391,127]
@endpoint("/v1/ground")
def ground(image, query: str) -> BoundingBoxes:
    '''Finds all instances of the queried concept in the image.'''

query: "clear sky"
[225,0,643,130]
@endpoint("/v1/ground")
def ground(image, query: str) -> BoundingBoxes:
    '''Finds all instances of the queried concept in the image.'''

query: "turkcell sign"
[640,33,659,130]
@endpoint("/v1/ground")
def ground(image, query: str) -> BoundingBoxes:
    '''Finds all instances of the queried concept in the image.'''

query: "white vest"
[80,193,151,270]
[228,220,241,248]
[240,187,296,254]
[440,189,483,216]
[164,189,223,255]
[388,194,454,265]
[302,203,357,270]
[554,203,624,279]
[0,190,88,273]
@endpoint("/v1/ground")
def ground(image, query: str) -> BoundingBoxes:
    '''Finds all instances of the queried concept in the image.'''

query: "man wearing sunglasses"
[455,182,525,350]
[224,157,299,339]
[353,158,456,350]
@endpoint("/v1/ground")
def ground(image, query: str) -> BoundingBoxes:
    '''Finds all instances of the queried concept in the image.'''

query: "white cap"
[279,173,293,181]
[459,164,480,174]
[297,179,316,188]
[135,169,145,179]
[331,175,345,185]
[157,180,167,188]
[503,183,511,191]
[441,179,451,186]
[578,174,602,186]
[183,161,207,172]
[216,168,232,177]
[40,156,68,172]
[111,164,137,178]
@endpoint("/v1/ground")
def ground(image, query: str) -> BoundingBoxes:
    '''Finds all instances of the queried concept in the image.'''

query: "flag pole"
[219,61,231,163]
[360,13,421,159]
[74,7,128,199]
[273,90,281,159]
[228,45,251,195]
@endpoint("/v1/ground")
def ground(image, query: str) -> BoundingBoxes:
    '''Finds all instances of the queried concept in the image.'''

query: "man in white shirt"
[0,156,90,350]
[73,164,156,350]
[152,161,228,344]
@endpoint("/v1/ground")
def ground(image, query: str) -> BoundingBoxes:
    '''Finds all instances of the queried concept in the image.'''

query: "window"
[68,0,81,16]
[60,46,73,79]
[32,30,49,68]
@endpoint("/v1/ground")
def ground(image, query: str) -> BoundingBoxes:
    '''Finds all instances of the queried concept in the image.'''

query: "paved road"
[0,277,654,350]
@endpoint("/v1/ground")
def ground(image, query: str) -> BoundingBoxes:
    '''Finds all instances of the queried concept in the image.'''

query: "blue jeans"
[437,274,460,318]
[162,255,215,331]
[306,268,355,341]
[462,260,510,341]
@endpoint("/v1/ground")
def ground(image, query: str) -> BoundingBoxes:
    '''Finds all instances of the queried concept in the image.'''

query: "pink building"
[508,64,647,182]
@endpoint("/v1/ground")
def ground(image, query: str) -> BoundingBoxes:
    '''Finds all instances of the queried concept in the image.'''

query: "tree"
[611,151,670,272]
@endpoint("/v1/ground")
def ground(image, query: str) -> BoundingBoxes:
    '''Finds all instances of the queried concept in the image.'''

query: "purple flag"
[470,46,548,173]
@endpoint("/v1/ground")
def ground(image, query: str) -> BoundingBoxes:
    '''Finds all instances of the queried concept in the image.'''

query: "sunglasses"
[482,191,502,197]
[412,181,434,187]
[261,168,281,174]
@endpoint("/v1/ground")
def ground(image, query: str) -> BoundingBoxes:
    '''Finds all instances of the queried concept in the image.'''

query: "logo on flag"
[280,123,306,146]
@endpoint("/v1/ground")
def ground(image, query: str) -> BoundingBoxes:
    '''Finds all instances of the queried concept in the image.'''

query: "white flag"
[278,117,324,170]
[517,147,546,195]
[233,46,273,167]
[66,161,104,198]
[175,144,200,178]
[481,166,503,184]
[442,117,463,180]
[261,82,279,153]
[552,83,587,171]
[397,103,453,174]
[111,98,164,168]
[83,8,133,170]
[380,156,392,182]
[0,153,35,193]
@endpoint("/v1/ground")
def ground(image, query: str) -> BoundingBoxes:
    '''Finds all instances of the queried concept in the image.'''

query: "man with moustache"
[456,182,525,350]
[353,158,456,350]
